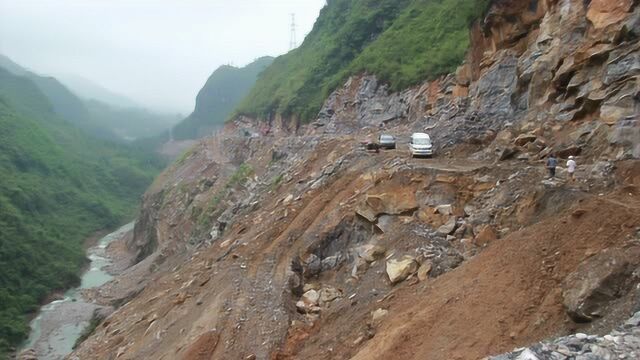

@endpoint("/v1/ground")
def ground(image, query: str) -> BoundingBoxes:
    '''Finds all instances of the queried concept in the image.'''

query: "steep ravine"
[70,1,640,359]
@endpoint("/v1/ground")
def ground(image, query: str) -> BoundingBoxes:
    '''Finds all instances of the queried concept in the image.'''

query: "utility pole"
[289,13,297,50]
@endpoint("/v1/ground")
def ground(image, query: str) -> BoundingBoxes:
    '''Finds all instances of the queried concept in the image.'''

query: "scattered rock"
[360,245,387,263]
[474,225,497,247]
[417,262,433,281]
[490,311,640,359]
[319,286,342,303]
[283,194,294,205]
[437,217,458,235]
[301,289,320,306]
[386,256,418,284]
[434,204,454,216]
[371,308,389,324]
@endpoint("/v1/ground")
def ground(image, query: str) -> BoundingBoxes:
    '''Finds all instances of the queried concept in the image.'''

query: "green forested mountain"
[172,56,273,140]
[0,67,164,355]
[235,0,490,122]
[0,54,179,141]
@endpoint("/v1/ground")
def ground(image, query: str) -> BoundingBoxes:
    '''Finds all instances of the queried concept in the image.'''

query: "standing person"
[546,154,558,179]
[566,156,577,182]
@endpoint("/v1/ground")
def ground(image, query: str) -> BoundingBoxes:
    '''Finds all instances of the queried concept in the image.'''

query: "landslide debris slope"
[71,0,640,359]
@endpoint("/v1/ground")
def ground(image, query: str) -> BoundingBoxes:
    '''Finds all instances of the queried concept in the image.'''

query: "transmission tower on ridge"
[289,13,297,50]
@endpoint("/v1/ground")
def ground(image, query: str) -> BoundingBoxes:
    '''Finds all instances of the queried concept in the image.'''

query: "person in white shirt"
[566,156,577,182]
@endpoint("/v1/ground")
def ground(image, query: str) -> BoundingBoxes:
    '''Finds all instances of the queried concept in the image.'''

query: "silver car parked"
[378,134,396,149]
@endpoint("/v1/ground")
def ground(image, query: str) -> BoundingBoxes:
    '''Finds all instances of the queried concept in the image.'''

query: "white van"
[409,133,434,157]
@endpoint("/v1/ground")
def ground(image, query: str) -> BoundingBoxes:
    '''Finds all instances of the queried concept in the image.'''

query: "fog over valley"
[0,0,325,114]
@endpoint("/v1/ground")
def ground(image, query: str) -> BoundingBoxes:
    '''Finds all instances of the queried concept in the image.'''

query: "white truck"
[409,133,434,158]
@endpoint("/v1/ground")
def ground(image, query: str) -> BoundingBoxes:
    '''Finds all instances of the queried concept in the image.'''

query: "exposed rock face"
[70,1,640,360]
[587,0,634,29]
[562,248,640,322]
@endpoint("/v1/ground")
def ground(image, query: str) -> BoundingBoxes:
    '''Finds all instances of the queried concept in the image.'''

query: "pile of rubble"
[488,312,640,360]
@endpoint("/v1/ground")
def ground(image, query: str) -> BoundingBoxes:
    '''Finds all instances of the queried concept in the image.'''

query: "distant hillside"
[235,0,490,122]
[0,54,28,76]
[172,56,273,140]
[0,55,179,141]
[56,73,141,109]
[85,100,180,141]
[0,67,164,356]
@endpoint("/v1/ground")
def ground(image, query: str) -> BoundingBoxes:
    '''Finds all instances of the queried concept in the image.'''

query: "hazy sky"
[0,0,326,114]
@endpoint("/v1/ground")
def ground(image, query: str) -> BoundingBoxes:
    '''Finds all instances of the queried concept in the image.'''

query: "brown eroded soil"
[279,191,640,360]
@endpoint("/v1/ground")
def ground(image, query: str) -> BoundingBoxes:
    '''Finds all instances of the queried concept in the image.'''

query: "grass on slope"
[0,68,164,356]
[235,0,489,123]
[344,0,490,91]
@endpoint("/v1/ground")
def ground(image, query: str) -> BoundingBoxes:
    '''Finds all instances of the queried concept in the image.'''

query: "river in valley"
[22,222,135,360]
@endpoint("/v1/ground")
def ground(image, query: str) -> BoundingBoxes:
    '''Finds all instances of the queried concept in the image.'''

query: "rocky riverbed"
[19,222,134,360]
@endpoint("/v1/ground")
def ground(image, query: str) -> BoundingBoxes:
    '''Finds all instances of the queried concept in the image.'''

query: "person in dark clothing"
[546,154,558,178]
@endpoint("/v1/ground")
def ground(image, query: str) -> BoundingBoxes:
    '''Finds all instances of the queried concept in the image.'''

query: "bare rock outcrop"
[562,248,640,322]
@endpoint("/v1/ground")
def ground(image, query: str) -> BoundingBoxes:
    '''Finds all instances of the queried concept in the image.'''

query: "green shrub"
[234,0,489,123]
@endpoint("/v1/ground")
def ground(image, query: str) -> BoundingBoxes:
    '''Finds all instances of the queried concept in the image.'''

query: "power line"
[289,13,297,50]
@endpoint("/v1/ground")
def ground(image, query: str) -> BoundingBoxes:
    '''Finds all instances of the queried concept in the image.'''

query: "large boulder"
[365,191,419,216]
[386,256,418,284]
[562,248,640,322]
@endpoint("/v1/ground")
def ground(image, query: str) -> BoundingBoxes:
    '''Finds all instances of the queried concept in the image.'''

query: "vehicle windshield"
[380,135,394,141]
[413,138,431,145]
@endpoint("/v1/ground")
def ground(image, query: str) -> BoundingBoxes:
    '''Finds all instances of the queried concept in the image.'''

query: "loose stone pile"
[488,312,640,360]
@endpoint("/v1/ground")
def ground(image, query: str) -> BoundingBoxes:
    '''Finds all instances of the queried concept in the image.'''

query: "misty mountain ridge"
[171,56,274,140]
[0,54,180,141]
[55,73,143,109]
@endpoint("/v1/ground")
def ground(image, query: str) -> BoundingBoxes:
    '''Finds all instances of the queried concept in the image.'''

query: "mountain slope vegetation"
[172,56,273,140]
[0,54,179,141]
[235,0,489,122]
[0,67,164,356]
